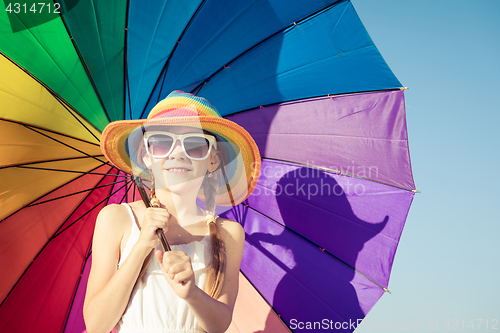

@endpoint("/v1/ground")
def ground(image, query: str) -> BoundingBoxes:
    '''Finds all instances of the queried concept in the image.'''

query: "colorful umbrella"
[0,0,416,332]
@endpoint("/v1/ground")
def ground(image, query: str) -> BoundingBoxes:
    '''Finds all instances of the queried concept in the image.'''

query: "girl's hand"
[155,250,197,300]
[136,207,170,252]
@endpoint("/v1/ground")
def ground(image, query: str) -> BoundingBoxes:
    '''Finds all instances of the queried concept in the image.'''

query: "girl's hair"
[201,168,226,299]
[133,131,227,299]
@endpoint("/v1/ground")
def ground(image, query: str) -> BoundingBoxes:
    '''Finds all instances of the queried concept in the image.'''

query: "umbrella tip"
[383,287,392,294]
[400,87,409,90]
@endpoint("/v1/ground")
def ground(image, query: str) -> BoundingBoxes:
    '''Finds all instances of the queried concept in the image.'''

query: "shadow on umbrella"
[238,167,388,332]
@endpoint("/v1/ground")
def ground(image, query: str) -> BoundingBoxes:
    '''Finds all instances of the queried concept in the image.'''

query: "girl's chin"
[155,175,204,192]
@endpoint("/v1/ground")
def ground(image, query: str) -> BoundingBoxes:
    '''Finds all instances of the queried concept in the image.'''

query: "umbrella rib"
[133,179,137,201]
[1,155,105,170]
[254,181,399,244]
[261,156,418,193]
[131,0,170,116]
[26,179,129,207]
[44,89,103,143]
[21,124,119,171]
[0,52,102,143]
[138,0,208,119]
[156,0,208,101]
[243,235,351,324]
[240,202,390,293]
[21,175,126,328]
[0,164,120,223]
[68,173,131,281]
[55,8,112,124]
[162,0,267,96]
[119,178,134,204]
[190,0,344,95]
[52,180,132,240]
[47,172,126,244]
[0,166,116,308]
[223,88,406,118]
[73,178,133,331]
[154,64,169,105]
[126,64,132,120]
[137,52,167,119]
[14,165,128,178]
[62,171,128,333]
[124,0,131,120]
[1,25,83,107]
[256,132,407,142]
[83,0,119,120]
[5,23,110,126]
[0,118,100,147]
[82,174,131,261]
[62,251,92,333]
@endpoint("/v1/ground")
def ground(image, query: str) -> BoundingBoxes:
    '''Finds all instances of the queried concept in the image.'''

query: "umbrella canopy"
[0,0,415,332]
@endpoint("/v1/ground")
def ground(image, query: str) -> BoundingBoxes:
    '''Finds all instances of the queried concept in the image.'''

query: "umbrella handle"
[155,228,171,252]
[132,176,171,252]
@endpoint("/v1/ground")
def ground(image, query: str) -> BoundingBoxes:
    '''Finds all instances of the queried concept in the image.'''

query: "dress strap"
[121,203,141,231]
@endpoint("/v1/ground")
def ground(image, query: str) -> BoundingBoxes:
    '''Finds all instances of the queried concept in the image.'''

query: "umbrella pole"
[132,176,171,251]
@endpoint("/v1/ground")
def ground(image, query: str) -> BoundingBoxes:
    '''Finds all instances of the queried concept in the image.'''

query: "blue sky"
[351,0,500,331]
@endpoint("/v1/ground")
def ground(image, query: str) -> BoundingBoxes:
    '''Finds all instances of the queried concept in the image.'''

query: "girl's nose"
[168,140,186,158]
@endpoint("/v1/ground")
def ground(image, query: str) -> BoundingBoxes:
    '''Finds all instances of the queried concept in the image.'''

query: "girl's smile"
[165,167,191,173]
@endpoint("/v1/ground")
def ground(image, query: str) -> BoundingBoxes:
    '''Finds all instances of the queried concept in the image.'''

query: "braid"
[202,169,227,299]
[202,172,217,212]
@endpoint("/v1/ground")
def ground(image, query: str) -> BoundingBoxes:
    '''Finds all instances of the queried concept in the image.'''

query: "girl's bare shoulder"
[97,201,144,220]
[216,217,245,244]
[95,201,144,235]
[94,204,130,236]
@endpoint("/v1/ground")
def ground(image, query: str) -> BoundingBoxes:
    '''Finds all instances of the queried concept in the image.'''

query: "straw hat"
[101,90,261,206]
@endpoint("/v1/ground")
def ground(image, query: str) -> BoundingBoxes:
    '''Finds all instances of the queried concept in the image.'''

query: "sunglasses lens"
[184,136,210,159]
[147,134,174,157]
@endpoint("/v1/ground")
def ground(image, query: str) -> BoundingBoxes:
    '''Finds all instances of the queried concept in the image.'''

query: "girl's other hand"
[136,207,170,252]
[155,250,197,300]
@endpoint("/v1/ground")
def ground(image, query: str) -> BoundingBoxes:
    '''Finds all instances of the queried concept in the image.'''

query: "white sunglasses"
[143,131,217,160]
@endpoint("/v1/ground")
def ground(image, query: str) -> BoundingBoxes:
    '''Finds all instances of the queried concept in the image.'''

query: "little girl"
[83,91,261,333]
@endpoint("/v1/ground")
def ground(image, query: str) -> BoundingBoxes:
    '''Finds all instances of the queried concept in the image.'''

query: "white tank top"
[115,203,210,333]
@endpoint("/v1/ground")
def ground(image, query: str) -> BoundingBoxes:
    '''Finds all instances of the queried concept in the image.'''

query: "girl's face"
[142,126,220,192]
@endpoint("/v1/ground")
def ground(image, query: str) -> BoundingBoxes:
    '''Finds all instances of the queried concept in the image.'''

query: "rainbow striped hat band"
[101,91,261,206]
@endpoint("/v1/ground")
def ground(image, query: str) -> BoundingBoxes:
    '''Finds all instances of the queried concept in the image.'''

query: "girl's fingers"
[147,220,168,229]
[154,250,164,267]
[138,208,169,250]
[172,270,191,284]
[143,209,169,227]
[149,208,170,216]
[162,251,186,265]
[167,264,192,284]
[167,261,188,275]
[144,218,168,227]
[146,214,170,222]
[144,213,168,225]
[162,253,191,279]
[145,208,170,217]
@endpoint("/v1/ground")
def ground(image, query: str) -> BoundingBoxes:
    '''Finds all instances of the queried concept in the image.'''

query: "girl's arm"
[83,204,169,333]
[155,219,245,333]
